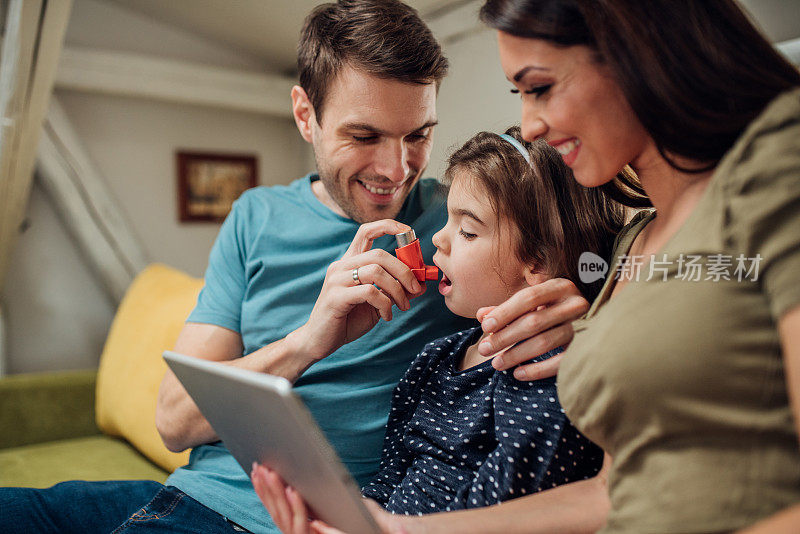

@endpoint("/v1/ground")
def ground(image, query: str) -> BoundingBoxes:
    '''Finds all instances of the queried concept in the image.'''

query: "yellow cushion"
[96,263,203,472]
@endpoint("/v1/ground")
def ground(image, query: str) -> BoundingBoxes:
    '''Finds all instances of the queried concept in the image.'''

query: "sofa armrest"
[0,369,101,449]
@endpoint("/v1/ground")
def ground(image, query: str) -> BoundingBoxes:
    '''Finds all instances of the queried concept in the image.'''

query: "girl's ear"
[523,265,549,287]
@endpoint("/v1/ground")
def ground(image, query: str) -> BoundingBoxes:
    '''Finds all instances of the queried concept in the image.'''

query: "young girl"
[254,126,624,522]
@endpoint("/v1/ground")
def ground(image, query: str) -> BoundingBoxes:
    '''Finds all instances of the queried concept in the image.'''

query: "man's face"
[309,66,438,223]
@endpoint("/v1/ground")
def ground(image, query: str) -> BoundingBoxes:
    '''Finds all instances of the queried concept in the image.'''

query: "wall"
[53,91,305,277]
[430,27,518,180]
[1,0,308,374]
[3,186,116,373]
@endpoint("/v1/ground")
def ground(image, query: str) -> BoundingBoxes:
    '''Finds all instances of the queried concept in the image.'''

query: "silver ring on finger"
[352,267,362,285]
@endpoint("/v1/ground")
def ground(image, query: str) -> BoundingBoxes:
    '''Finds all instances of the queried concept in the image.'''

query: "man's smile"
[356,179,399,195]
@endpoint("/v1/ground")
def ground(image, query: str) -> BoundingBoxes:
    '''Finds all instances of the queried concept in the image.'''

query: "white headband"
[499,133,531,165]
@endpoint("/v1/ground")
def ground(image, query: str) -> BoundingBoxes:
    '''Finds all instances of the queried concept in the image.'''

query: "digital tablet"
[163,351,381,534]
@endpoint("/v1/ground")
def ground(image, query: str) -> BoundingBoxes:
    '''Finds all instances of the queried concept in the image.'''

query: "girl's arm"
[736,305,800,534]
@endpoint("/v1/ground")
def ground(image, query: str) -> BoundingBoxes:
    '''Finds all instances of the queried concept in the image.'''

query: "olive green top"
[559,87,800,533]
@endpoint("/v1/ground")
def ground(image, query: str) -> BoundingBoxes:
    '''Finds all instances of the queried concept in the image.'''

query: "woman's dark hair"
[480,0,800,204]
[444,126,625,301]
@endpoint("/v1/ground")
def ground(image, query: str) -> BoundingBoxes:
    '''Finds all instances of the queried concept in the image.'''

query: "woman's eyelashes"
[510,84,553,98]
[459,228,477,240]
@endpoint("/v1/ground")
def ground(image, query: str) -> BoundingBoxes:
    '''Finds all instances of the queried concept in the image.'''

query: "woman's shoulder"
[713,87,800,319]
[747,87,800,138]
[718,87,800,192]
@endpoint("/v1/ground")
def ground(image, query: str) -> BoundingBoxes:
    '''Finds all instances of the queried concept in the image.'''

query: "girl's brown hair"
[444,126,625,301]
[480,0,800,182]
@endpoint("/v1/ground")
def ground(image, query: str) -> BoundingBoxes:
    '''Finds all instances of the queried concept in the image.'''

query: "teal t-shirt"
[166,174,475,533]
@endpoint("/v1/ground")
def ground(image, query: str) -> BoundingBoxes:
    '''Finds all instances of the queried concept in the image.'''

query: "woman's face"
[496,31,653,187]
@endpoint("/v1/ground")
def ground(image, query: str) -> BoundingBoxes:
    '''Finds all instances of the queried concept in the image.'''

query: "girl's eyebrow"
[452,207,486,226]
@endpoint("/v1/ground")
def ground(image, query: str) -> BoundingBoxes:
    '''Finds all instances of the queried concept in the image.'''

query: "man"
[0,1,473,532]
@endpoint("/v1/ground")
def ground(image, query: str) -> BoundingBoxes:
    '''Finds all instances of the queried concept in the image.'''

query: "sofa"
[0,264,201,488]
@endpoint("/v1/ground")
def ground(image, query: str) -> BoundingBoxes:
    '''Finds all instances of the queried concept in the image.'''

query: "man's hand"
[476,278,589,381]
[292,219,426,361]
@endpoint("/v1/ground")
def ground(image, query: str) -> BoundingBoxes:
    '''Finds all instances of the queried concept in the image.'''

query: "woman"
[256,1,800,531]
[480,0,800,532]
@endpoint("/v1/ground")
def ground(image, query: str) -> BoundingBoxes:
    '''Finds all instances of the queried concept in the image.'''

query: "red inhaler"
[394,229,439,283]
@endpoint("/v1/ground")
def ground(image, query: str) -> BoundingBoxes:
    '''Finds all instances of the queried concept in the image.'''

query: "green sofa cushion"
[0,369,99,449]
[0,435,168,488]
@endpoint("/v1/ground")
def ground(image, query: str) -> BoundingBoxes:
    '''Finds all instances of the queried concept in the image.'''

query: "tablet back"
[163,351,381,534]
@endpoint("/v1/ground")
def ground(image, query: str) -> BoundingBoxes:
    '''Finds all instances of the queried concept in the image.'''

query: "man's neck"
[310,179,349,219]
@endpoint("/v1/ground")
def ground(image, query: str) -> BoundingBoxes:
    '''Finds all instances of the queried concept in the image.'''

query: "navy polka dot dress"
[361,327,602,515]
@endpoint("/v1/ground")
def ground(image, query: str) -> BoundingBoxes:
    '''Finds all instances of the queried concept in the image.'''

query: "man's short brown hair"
[298,0,448,123]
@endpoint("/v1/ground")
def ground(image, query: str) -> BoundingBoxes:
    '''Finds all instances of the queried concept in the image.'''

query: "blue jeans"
[0,480,250,533]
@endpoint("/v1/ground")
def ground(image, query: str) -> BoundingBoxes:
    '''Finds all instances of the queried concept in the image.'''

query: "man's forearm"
[411,474,609,534]
[156,327,317,452]
[235,327,319,382]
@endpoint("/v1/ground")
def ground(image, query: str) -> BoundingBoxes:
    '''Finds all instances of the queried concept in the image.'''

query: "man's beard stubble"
[315,157,413,224]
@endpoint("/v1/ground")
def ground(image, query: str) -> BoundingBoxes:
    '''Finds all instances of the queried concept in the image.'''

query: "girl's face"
[432,171,537,319]
[496,31,655,187]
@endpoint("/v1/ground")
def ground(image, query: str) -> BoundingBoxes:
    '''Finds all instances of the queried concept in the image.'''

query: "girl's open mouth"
[438,273,452,296]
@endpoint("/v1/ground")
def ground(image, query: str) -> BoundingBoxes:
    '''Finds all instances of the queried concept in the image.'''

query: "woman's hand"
[252,463,318,534]
[476,278,589,381]
[251,464,418,534]
[293,219,426,362]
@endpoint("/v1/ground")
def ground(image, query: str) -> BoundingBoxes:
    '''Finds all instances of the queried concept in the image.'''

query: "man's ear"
[291,85,316,143]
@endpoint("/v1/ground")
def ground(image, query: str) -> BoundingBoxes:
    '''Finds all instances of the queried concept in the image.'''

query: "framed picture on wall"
[177,151,258,223]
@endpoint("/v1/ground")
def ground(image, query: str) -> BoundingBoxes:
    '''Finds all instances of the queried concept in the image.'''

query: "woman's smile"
[549,138,582,167]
